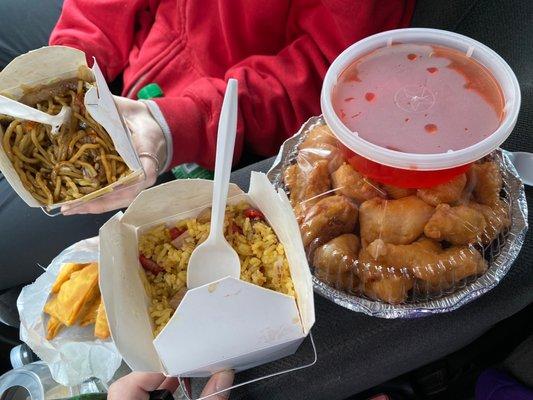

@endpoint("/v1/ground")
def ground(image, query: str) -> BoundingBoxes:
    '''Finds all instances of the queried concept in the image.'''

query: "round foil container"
[267,116,528,318]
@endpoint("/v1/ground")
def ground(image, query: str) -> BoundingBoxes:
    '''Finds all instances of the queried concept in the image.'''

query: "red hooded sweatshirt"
[50,0,414,171]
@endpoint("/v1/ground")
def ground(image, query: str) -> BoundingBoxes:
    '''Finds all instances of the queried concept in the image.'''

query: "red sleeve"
[49,0,153,81]
[156,0,415,170]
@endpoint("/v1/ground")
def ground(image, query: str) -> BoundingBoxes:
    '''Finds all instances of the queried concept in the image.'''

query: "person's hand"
[107,370,235,400]
[62,96,167,215]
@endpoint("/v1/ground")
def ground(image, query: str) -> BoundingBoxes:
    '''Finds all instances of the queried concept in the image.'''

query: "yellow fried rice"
[139,201,295,336]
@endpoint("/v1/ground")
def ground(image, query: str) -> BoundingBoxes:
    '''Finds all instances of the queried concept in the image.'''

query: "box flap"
[0,46,85,98]
[99,212,162,372]
[154,277,303,376]
[248,173,315,334]
[121,179,244,228]
[85,60,141,173]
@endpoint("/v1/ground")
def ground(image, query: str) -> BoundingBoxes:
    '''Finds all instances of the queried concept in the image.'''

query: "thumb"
[200,370,235,399]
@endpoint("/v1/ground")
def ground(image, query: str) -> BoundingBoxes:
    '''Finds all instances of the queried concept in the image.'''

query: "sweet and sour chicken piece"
[298,125,344,173]
[363,274,414,304]
[300,195,358,248]
[365,238,487,288]
[382,184,416,199]
[417,173,467,206]
[359,196,434,247]
[300,125,341,149]
[424,204,487,245]
[357,247,413,303]
[284,159,330,221]
[469,161,503,206]
[331,163,384,203]
[313,234,360,291]
[468,199,511,244]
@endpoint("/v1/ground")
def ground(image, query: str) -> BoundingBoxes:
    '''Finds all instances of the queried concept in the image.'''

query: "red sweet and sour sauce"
[332,43,505,155]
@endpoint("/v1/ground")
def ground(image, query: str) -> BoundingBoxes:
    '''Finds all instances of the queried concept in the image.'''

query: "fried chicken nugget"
[51,262,88,294]
[95,301,110,340]
[363,274,414,304]
[469,161,503,206]
[359,196,434,247]
[313,234,360,291]
[331,163,384,203]
[417,173,467,206]
[79,296,101,327]
[382,184,416,199]
[301,195,358,248]
[46,316,63,340]
[424,204,487,245]
[366,238,487,288]
[357,246,413,303]
[284,159,331,221]
[298,125,344,172]
[44,263,99,326]
[468,199,511,244]
[297,146,344,174]
[300,125,341,149]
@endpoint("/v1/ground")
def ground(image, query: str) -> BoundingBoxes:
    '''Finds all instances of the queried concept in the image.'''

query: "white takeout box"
[0,46,143,209]
[99,172,315,377]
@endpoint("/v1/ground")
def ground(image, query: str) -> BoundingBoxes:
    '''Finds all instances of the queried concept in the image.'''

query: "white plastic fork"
[187,79,240,289]
[0,94,71,135]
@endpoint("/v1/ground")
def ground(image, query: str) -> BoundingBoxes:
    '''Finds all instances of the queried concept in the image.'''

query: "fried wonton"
[44,263,99,326]
[95,301,110,340]
[79,295,101,327]
[51,262,88,293]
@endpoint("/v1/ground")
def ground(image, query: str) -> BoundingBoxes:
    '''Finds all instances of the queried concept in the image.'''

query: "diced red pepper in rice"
[244,208,265,221]
[139,254,163,274]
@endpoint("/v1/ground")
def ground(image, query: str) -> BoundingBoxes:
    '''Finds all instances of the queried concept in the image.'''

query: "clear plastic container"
[321,28,521,188]
[280,118,514,305]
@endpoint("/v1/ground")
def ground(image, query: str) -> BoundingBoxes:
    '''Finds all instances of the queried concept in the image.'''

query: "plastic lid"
[321,28,521,171]
[137,83,164,100]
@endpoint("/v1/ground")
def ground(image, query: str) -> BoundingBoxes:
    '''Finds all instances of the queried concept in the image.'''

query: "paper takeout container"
[0,46,143,210]
[99,172,314,377]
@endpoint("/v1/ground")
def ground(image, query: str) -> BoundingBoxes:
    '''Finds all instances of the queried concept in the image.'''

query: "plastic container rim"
[321,28,522,171]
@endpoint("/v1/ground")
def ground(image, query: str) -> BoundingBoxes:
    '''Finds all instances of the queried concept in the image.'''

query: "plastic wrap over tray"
[268,115,527,317]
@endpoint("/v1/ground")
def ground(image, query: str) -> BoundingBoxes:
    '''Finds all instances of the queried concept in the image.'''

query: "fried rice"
[138,201,295,336]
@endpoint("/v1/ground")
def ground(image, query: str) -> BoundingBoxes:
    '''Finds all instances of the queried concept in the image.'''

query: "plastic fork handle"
[0,94,69,134]
[208,79,238,240]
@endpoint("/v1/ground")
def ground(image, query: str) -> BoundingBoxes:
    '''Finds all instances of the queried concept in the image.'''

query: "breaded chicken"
[382,184,416,199]
[284,159,331,221]
[300,195,358,248]
[468,199,511,244]
[331,163,384,203]
[366,238,487,287]
[469,161,503,206]
[424,204,487,245]
[363,274,414,304]
[359,196,434,246]
[313,234,360,291]
[298,125,344,172]
[300,125,341,149]
[417,173,467,206]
